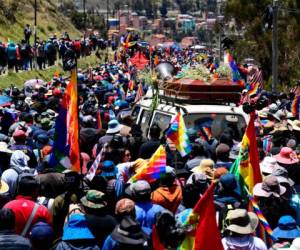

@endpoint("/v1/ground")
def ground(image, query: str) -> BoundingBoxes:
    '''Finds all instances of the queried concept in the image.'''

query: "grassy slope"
[0,54,104,88]
[0,0,81,43]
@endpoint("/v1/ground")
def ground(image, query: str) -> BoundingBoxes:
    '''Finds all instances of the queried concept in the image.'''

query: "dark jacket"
[36,170,65,198]
[55,241,100,250]
[85,214,117,248]
[139,139,160,159]
[0,230,32,250]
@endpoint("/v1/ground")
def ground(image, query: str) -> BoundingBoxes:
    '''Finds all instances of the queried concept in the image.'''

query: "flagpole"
[70,62,83,182]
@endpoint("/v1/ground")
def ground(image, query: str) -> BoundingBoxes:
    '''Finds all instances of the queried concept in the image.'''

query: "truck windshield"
[184,113,247,140]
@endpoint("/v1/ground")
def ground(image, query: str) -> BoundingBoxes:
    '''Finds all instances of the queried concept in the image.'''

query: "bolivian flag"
[230,112,262,195]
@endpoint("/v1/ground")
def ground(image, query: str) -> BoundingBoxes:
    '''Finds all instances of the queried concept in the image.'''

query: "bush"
[47,25,54,32]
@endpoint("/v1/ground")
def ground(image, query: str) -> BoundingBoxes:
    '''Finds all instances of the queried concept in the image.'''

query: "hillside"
[0,0,82,43]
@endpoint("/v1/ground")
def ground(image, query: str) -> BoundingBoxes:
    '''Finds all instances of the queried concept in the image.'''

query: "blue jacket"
[6,43,17,60]
[102,235,117,250]
[135,201,165,233]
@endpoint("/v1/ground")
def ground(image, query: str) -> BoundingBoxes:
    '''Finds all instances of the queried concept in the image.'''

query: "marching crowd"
[0,43,299,250]
[0,25,111,75]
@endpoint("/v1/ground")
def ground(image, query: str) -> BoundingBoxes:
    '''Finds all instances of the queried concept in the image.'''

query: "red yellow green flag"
[230,112,262,194]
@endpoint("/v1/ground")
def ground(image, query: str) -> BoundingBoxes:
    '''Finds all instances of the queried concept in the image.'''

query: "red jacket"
[4,195,52,235]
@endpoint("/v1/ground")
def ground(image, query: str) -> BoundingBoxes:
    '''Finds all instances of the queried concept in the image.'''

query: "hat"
[29,222,53,242]
[273,216,300,240]
[258,108,269,119]
[62,214,94,241]
[130,180,151,197]
[164,166,176,178]
[111,217,147,246]
[186,173,208,185]
[100,160,117,177]
[288,120,300,132]
[0,142,12,154]
[272,166,294,186]
[0,178,9,194]
[191,159,214,179]
[220,173,238,190]
[253,175,286,198]
[270,123,289,134]
[213,167,228,180]
[40,118,52,129]
[107,119,121,134]
[225,209,258,234]
[13,129,26,141]
[287,139,297,150]
[260,156,280,174]
[35,133,51,149]
[81,190,107,209]
[275,147,299,165]
[46,109,58,118]
[115,198,135,216]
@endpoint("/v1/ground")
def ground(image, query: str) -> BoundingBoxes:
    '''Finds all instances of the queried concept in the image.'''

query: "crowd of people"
[0,25,112,75]
[0,38,299,250]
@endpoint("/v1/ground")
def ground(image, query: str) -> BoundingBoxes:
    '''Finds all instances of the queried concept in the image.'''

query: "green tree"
[225,0,300,88]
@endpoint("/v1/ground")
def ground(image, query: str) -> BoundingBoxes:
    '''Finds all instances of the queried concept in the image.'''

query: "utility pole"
[272,0,278,92]
[106,0,109,60]
[34,0,37,69]
[83,0,86,33]
[217,0,223,64]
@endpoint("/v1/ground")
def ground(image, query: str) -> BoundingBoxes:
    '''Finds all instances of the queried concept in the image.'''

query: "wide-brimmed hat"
[62,214,95,241]
[225,209,258,234]
[107,119,121,134]
[275,147,299,165]
[258,108,269,119]
[0,142,12,154]
[111,217,147,246]
[100,160,117,177]
[81,190,107,209]
[288,120,300,132]
[0,178,9,194]
[191,159,214,179]
[270,123,289,134]
[271,166,294,186]
[273,216,300,240]
[253,175,286,198]
[260,156,280,175]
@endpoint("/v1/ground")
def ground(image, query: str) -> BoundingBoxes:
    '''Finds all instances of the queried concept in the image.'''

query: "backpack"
[11,166,36,196]
[214,200,242,234]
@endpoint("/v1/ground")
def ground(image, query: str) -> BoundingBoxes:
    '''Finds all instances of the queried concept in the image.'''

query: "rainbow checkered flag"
[129,145,166,183]
[166,112,192,157]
